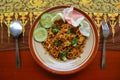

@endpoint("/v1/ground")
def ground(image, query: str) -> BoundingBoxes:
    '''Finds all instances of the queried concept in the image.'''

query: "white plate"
[29,6,99,75]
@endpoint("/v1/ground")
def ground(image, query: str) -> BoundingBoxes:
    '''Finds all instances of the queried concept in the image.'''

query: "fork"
[101,21,110,69]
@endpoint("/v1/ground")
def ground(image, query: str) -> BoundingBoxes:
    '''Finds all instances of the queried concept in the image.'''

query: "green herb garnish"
[67,28,74,34]
[52,27,60,34]
[72,36,78,47]
[59,49,70,61]
[55,40,62,46]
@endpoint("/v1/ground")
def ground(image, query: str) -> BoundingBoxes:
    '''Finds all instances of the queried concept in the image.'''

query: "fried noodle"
[42,19,87,60]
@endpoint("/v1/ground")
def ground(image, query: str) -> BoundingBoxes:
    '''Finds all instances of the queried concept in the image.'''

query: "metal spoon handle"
[101,38,106,69]
[16,38,20,68]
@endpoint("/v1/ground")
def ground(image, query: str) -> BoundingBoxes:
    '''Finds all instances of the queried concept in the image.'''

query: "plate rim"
[29,5,99,75]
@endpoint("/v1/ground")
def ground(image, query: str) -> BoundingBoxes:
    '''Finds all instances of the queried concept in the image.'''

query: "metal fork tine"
[102,21,110,35]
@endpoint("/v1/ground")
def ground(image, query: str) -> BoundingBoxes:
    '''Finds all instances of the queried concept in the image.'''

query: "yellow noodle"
[42,20,87,60]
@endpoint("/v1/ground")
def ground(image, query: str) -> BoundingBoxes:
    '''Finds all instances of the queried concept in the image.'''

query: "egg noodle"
[42,19,87,61]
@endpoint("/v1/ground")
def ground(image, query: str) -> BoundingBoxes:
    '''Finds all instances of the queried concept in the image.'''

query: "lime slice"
[52,13,65,23]
[79,20,91,37]
[33,27,48,42]
[40,13,52,28]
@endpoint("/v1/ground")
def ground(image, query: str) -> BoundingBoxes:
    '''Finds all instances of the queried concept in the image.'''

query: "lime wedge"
[52,13,65,23]
[40,13,52,28]
[79,20,91,37]
[33,27,48,42]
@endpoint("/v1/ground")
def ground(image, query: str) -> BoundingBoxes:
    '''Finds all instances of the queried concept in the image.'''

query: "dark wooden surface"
[0,50,120,80]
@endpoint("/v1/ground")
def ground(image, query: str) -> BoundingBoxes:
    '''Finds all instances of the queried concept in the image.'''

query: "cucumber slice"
[33,27,48,42]
[52,13,65,23]
[40,13,52,28]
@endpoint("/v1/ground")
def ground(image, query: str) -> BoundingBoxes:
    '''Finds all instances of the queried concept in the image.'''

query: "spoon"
[10,20,22,68]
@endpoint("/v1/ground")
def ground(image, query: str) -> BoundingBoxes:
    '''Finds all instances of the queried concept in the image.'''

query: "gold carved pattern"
[0,12,119,43]
[0,0,120,44]
[109,13,118,43]
[103,13,108,22]
[115,2,120,7]
[118,14,120,26]
[19,12,28,37]
[4,13,13,42]
[94,13,103,37]
[30,0,47,8]
[0,13,4,44]
[0,0,119,13]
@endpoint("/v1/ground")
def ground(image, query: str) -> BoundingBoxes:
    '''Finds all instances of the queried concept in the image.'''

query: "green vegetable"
[40,13,52,28]
[72,37,78,47]
[33,27,48,42]
[55,40,62,46]
[51,13,65,23]
[67,28,74,34]
[52,27,60,34]
[59,49,70,61]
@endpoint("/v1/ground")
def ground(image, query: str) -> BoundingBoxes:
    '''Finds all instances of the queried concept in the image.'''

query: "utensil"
[101,21,110,69]
[10,20,22,68]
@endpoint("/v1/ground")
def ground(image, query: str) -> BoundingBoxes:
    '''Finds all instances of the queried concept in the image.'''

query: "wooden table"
[0,50,120,80]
